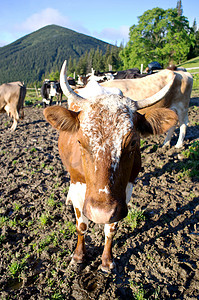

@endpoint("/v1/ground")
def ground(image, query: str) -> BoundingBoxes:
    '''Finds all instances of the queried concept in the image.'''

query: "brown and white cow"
[43,61,178,272]
[0,81,26,130]
[101,69,193,148]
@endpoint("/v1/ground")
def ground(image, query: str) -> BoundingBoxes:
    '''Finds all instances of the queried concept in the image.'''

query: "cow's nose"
[83,198,128,224]
[109,203,128,223]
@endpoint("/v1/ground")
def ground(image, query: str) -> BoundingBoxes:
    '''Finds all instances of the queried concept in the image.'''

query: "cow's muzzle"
[83,198,128,224]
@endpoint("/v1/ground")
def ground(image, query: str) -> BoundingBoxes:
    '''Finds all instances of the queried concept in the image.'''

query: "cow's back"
[101,70,175,100]
[137,71,193,115]
[0,81,26,112]
[101,70,193,115]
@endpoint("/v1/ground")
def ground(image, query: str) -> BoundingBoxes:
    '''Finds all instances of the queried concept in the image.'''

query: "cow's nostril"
[109,204,128,223]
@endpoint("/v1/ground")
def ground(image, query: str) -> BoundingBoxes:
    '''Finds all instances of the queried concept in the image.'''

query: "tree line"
[45,6,198,84]
[1,5,198,86]
[43,45,124,82]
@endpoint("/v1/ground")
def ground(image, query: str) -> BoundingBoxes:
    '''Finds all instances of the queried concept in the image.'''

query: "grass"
[125,206,145,230]
[179,56,199,73]
[39,213,50,226]
[25,88,42,106]
[129,281,147,300]
[13,202,21,211]
[47,193,56,207]
[0,216,8,226]
[140,139,147,148]
[179,57,199,97]
[8,254,30,279]
[191,73,199,97]
[178,56,199,97]
[182,140,199,159]
[0,234,6,245]
[177,140,199,180]
[65,221,76,235]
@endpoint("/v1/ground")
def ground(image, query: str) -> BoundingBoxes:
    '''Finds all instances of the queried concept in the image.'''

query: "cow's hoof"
[70,256,83,265]
[175,143,183,149]
[70,252,86,265]
[68,255,85,272]
[100,261,116,273]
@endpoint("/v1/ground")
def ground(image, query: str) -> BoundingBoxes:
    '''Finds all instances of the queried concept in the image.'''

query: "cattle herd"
[0,60,194,271]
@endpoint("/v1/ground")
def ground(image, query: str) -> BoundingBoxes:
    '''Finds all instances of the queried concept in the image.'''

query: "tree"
[120,7,195,69]
[188,19,199,58]
[92,47,105,72]
[49,70,59,81]
[176,0,183,16]
[106,46,124,70]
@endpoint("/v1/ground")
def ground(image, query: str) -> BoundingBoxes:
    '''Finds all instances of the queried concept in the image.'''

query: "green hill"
[0,25,112,84]
[179,56,199,73]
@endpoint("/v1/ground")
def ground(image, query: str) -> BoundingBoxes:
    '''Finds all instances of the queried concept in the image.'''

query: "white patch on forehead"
[126,182,133,204]
[99,186,110,194]
[80,95,136,171]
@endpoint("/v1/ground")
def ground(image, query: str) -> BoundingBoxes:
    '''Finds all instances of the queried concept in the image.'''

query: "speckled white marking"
[79,95,136,173]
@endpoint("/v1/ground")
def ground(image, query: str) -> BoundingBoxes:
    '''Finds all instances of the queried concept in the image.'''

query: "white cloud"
[15,8,71,31]
[93,26,130,45]
[16,8,130,44]
[0,8,129,46]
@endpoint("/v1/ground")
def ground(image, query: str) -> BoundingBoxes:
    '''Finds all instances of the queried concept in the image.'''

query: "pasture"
[0,87,199,299]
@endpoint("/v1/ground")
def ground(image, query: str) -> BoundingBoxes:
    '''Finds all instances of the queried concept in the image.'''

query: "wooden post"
[141,64,143,74]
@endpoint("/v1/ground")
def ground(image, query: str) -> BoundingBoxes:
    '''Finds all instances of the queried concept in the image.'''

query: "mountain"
[0,25,112,84]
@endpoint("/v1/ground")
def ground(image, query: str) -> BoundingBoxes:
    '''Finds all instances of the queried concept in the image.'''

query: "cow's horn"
[60,60,85,102]
[135,73,175,110]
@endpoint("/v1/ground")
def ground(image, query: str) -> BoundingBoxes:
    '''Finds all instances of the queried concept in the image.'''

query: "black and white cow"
[41,80,63,107]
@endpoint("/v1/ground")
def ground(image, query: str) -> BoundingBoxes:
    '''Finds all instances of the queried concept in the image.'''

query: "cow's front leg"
[67,182,88,264]
[101,222,117,272]
[72,209,88,263]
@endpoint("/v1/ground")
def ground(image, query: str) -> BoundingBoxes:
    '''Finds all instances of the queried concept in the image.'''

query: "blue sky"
[0,0,198,47]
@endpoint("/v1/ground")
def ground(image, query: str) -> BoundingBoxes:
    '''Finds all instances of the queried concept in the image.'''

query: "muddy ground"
[0,97,199,300]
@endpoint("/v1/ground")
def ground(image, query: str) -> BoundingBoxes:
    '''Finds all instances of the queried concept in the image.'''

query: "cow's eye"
[131,140,136,148]
[77,140,81,145]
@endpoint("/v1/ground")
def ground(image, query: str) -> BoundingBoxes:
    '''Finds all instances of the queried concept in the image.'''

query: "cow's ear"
[134,108,178,136]
[44,106,80,132]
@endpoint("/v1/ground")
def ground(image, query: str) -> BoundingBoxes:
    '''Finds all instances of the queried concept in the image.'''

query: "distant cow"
[113,68,147,79]
[145,61,163,74]
[77,68,146,87]
[0,81,26,131]
[75,78,123,98]
[44,61,177,272]
[41,80,63,107]
[77,70,114,86]
[101,69,193,148]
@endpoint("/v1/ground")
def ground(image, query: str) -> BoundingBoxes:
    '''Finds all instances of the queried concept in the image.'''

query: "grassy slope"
[179,56,199,73]
[179,56,199,97]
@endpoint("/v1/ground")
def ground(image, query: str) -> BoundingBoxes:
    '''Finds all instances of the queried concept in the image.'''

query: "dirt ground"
[0,97,199,300]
